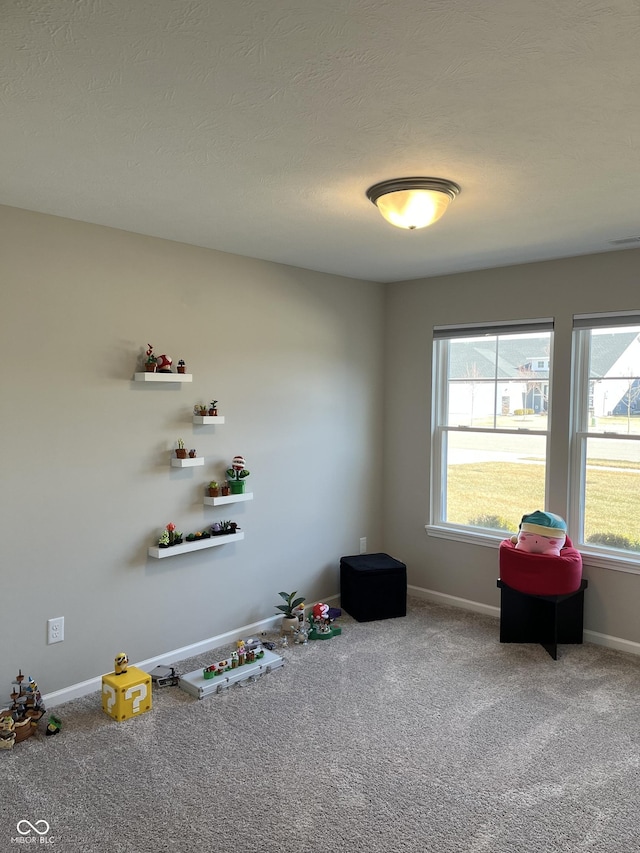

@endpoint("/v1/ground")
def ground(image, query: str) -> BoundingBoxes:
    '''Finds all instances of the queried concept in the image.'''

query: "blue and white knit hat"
[519,510,567,537]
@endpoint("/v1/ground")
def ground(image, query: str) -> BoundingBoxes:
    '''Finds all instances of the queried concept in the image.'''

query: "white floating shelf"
[148,531,244,559]
[193,415,225,424]
[204,492,254,506]
[171,457,205,468]
[134,372,193,383]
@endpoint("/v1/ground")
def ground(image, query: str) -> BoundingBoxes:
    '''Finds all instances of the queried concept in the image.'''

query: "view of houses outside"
[440,328,640,551]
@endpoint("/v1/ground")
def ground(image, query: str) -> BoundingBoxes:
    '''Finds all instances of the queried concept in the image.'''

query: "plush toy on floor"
[511,510,567,557]
[308,602,342,640]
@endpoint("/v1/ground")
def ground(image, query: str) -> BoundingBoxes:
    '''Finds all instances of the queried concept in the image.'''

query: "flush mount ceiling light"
[366,177,461,230]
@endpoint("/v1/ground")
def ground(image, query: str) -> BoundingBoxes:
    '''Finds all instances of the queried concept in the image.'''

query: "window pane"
[447,332,550,431]
[445,431,546,532]
[587,326,640,436]
[583,438,640,552]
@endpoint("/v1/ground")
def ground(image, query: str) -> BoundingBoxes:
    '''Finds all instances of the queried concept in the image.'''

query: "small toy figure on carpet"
[46,714,62,736]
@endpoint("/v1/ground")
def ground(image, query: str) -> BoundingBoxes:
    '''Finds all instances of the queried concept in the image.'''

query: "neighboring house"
[448,333,640,422]
[589,332,640,417]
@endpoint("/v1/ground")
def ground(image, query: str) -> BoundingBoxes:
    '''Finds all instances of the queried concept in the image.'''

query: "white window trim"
[425,525,640,574]
[428,315,640,575]
[569,322,640,572]
[430,322,553,535]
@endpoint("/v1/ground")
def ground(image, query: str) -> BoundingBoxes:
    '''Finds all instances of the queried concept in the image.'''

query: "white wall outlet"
[359,537,367,554]
[47,616,64,645]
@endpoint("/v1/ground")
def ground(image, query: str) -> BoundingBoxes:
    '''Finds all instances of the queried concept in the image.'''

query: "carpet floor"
[2,597,640,852]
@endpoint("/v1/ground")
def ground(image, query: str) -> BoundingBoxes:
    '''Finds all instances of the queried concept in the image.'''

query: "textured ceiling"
[3,0,640,282]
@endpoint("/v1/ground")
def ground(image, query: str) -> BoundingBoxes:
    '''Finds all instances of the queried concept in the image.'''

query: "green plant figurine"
[276,590,305,635]
[226,455,250,494]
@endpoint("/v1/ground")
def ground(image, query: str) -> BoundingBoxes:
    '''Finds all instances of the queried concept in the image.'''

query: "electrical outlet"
[359,537,367,554]
[47,616,64,645]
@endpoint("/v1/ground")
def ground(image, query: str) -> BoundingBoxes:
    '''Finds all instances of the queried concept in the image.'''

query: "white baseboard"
[408,584,500,618]
[42,596,340,708]
[582,629,640,656]
[44,590,639,707]
[409,584,640,658]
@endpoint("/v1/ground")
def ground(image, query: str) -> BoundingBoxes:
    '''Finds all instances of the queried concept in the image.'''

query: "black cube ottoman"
[340,553,407,622]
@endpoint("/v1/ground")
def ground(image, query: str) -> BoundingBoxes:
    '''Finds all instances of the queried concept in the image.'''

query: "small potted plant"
[158,529,170,548]
[163,522,182,545]
[175,438,187,459]
[208,481,219,497]
[275,591,305,635]
[209,399,218,416]
[145,343,157,372]
[177,359,186,374]
[220,481,230,496]
[226,455,250,494]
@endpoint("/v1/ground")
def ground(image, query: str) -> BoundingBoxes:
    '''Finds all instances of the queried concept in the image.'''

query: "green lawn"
[447,462,640,548]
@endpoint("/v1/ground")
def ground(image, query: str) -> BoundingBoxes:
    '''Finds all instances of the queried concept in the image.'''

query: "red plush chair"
[499,535,583,596]
[497,536,586,659]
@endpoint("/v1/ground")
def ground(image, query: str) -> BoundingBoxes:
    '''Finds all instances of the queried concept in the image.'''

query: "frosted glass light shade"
[366,178,461,230]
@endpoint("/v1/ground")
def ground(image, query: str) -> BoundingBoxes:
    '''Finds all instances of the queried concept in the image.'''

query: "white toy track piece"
[178,649,284,699]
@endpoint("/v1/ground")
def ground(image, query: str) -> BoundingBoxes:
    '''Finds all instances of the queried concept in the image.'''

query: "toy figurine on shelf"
[308,602,342,641]
[114,652,129,675]
[145,344,157,373]
[226,456,250,495]
[156,353,173,373]
[177,360,186,374]
[159,522,182,546]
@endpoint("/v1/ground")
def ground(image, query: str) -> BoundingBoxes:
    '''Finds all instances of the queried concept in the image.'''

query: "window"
[431,320,553,538]
[571,313,640,557]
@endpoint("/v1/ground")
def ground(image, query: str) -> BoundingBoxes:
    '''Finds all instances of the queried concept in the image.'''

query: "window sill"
[577,548,640,576]
[425,526,640,575]
[425,525,504,549]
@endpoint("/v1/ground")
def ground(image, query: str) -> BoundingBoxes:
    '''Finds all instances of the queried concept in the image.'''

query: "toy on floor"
[180,637,284,698]
[149,666,180,687]
[1,670,46,744]
[308,602,342,640]
[46,714,62,736]
[102,662,152,722]
[511,510,567,556]
[114,652,129,675]
[0,713,16,749]
[275,590,306,635]
[293,625,308,644]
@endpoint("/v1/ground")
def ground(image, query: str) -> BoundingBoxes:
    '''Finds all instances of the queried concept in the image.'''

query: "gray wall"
[3,203,639,699]
[384,250,640,644]
[1,206,385,694]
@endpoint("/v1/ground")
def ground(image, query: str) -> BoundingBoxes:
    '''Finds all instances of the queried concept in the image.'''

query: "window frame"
[569,312,640,573]
[428,318,554,546]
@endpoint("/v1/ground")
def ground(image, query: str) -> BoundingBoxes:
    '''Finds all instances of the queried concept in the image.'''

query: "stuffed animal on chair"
[511,510,567,556]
